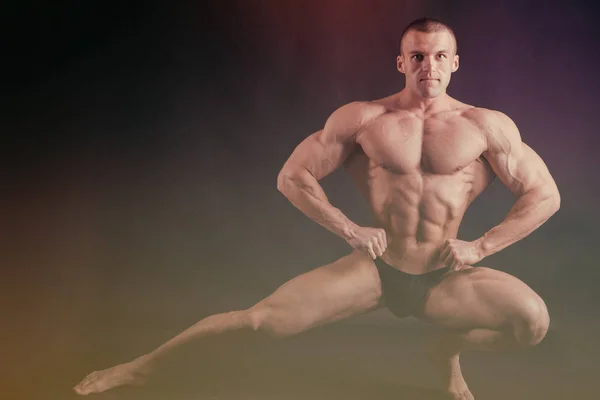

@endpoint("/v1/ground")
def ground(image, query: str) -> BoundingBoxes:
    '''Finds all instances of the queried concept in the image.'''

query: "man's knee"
[514,295,550,347]
[246,304,299,339]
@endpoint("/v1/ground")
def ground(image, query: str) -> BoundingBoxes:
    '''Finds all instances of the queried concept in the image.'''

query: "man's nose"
[422,56,436,72]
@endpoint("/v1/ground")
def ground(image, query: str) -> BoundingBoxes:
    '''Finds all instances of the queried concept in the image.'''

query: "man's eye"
[438,54,447,59]
[412,54,423,61]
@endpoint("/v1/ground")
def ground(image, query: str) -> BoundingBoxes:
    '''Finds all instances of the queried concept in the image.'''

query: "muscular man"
[74,17,560,399]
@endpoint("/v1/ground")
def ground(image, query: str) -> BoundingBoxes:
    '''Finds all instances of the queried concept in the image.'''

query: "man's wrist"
[474,236,491,259]
[341,222,358,242]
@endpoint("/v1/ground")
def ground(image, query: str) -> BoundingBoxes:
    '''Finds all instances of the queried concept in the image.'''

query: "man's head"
[396,18,459,98]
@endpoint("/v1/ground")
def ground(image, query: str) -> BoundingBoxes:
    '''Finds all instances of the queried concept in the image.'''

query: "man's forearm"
[477,187,560,258]
[277,174,358,241]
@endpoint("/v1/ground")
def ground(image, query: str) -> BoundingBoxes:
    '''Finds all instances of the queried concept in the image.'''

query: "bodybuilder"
[74,18,560,400]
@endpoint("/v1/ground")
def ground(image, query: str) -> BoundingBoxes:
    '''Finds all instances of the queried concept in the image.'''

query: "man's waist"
[381,240,445,273]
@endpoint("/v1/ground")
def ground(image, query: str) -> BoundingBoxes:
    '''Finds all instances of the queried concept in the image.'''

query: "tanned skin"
[74,28,559,400]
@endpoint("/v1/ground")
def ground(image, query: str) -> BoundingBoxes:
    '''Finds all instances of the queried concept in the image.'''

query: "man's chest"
[356,113,488,175]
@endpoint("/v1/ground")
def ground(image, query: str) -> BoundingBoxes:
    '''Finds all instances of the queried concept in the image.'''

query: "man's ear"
[452,54,460,72]
[397,55,405,74]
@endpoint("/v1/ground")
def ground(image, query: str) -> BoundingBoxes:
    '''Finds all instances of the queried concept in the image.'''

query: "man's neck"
[395,89,453,115]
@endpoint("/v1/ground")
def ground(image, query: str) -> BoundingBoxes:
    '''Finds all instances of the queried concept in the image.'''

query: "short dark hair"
[399,17,458,55]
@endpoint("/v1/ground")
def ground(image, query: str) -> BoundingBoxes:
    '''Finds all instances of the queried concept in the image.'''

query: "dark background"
[3,1,600,399]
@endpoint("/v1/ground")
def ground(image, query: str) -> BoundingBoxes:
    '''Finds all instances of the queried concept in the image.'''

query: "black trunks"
[374,258,450,318]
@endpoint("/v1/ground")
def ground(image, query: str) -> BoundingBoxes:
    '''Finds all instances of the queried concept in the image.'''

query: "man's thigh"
[419,266,548,332]
[252,250,384,336]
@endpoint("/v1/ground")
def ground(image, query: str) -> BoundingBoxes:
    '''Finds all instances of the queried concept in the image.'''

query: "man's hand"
[439,238,484,271]
[347,227,388,259]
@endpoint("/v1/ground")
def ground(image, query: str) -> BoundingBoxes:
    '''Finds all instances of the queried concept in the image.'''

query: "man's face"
[397,29,459,98]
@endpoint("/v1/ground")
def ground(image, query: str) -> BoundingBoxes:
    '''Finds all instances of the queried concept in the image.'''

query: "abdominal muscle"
[370,171,473,274]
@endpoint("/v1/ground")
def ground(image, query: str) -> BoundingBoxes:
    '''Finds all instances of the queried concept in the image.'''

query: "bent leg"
[419,266,549,399]
[74,250,383,395]
[422,266,549,349]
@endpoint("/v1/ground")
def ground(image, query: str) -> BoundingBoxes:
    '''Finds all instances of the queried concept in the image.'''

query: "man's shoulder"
[461,107,522,154]
[334,100,388,119]
[326,100,388,134]
[461,106,515,131]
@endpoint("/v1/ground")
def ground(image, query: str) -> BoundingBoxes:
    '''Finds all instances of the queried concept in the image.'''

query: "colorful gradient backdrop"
[3,1,599,399]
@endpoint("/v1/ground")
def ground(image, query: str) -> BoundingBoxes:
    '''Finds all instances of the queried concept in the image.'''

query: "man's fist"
[439,238,484,271]
[347,227,388,259]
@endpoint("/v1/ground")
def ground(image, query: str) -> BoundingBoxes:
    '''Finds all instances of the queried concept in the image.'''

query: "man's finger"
[366,244,376,259]
[439,245,451,264]
[450,258,461,272]
[443,252,454,268]
[373,236,385,256]
[455,263,467,271]
[379,230,388,249]
[373,241,384,257]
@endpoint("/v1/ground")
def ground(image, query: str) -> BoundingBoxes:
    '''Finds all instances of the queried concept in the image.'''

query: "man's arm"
[475,110,561,258]
[277,101,388,259]
[277,102,378,241]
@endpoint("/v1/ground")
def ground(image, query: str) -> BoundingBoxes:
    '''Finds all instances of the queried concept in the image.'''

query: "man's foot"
[73,355,151,395]
[427,345,475,400]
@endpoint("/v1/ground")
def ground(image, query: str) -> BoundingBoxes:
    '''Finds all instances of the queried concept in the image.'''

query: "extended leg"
[73,310,256,395]
[74,250,383,395]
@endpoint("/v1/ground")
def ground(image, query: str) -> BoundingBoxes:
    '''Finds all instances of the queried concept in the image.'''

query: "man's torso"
[343,97,496,273]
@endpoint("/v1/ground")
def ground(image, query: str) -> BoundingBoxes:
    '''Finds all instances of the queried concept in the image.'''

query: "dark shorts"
[374,258,450,318]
